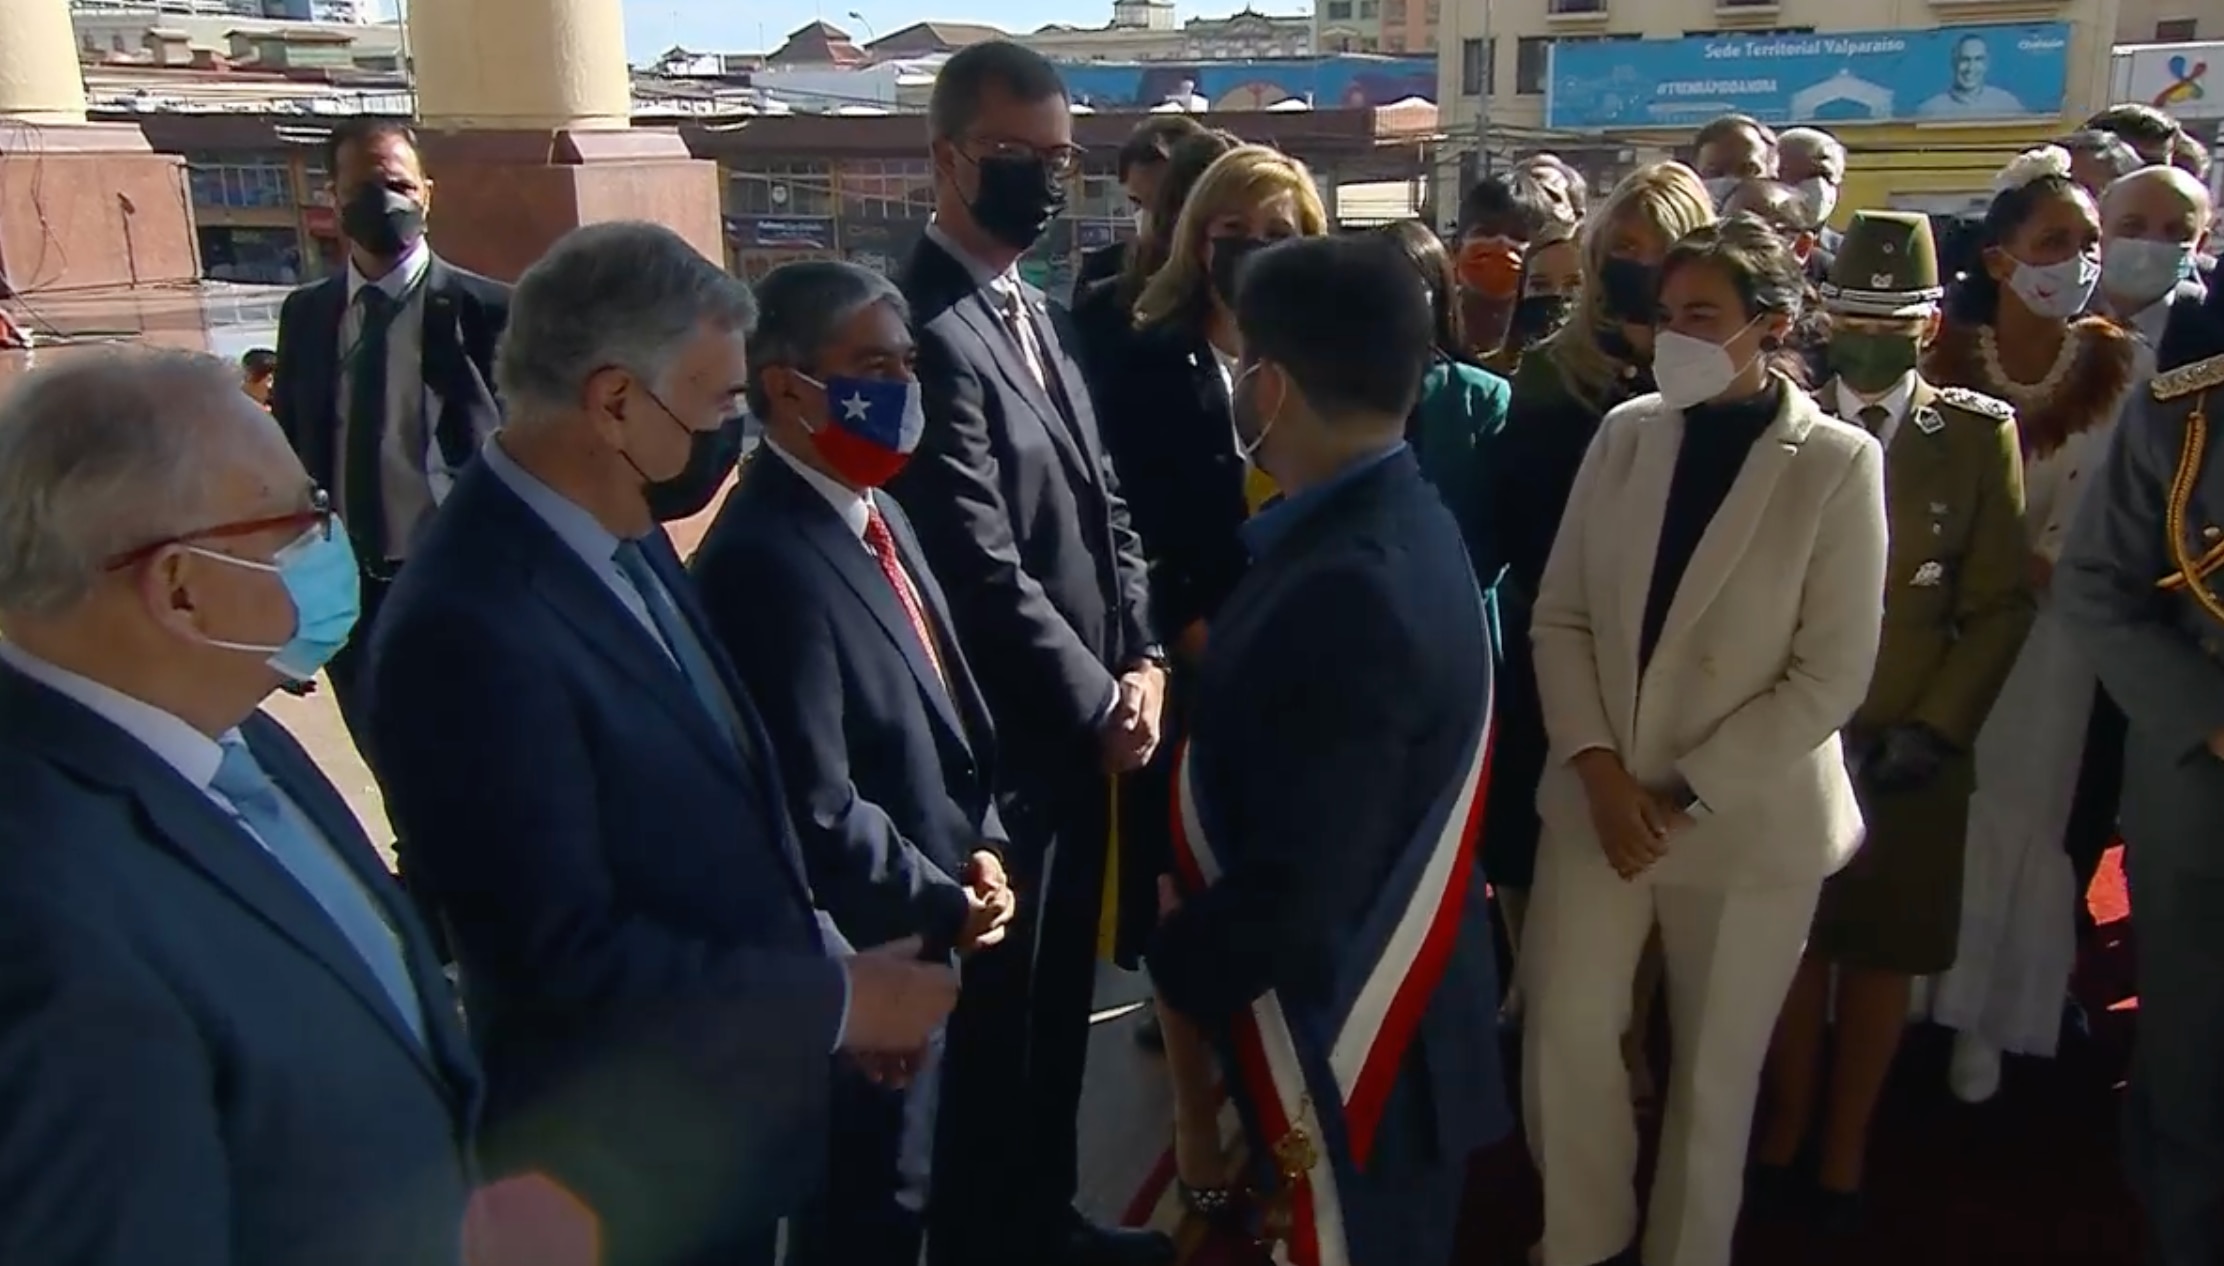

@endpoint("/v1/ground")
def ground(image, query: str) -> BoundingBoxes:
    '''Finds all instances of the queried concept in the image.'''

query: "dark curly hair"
[1658,213,1812,384]
[1947,160,2091,326]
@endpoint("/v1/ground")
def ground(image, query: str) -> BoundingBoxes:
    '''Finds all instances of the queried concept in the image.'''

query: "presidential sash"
[1166,626,1494,1266]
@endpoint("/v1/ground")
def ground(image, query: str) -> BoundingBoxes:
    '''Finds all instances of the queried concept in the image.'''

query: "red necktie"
[863,505,948,689]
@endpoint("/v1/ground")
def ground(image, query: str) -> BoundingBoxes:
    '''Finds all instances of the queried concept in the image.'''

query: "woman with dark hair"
[1455,170,1574,358]
[1488,218,1581,378]
[1523,215,1887,1266]
[1921,145,2141,1105]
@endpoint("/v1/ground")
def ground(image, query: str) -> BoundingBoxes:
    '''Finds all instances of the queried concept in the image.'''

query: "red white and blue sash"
[1167,626,1494,1266]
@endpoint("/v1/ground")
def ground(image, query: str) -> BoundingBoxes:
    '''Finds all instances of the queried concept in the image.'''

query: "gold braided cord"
[2159,391,2224,626]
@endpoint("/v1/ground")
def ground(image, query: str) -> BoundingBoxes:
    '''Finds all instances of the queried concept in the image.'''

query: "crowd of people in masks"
[4,31,2224,1266]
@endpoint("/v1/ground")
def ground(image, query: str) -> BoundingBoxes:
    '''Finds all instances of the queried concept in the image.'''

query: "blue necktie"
[212,738,425,1046]
[613,540,742,746]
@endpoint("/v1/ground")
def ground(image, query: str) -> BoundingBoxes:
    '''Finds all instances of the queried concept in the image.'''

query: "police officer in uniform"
[2058,346,2224,1266]
[1756,211,2036,1223]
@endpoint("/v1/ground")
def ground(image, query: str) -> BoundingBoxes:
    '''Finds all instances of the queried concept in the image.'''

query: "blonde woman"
[1488,164,1714,1101]
[1083,143,1329,1219]
[1523,215,1887,1266]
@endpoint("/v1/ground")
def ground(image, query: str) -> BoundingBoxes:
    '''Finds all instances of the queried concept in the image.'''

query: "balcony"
[1545,0,1609,28]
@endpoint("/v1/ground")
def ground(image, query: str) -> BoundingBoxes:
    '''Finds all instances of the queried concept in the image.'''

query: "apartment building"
[1435,0,2122,224]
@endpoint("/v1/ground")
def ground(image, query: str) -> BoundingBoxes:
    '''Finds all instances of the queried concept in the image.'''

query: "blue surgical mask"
[2101,238,2198,308]
[192,524,362,682]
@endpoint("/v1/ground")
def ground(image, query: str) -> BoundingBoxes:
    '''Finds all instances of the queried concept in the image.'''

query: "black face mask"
[968,154,1067,251]
[621,389,748,523]
[340,183,425,261]
[1598,256,1659,325]
[1508,293,1574,349]
[1208,235,1270,308]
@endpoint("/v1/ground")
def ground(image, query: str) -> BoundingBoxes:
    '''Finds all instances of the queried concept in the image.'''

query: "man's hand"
[957,849,1016,952]
[854,1048,926,1089]
[1101,662,1169,772]
[1864,723,1954,793]
[841,936,959,1053]
[1574,750,1671,880]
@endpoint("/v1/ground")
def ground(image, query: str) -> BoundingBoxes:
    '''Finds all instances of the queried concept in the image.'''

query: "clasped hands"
[1575,750,1693,881]
[1100,662,1169,773]
[845,849,1014,1088]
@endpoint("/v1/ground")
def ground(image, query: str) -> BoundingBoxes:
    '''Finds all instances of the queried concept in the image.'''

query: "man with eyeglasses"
[0,349,479,1266]
[891,38,1172,1266]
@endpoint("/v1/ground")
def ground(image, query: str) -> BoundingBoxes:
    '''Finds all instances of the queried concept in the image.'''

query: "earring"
[1759,334,1783,352]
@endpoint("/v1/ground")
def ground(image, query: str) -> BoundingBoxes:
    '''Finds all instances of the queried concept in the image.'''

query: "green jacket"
[1411,358,1512,594]
[1827,376,2036,748]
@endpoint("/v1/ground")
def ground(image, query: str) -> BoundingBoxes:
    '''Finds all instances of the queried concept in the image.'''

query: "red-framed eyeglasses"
[104,488,336,572]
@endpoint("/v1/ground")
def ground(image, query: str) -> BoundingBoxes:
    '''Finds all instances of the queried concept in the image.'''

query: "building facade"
[1021,5,1313,62]
[1433,0,2120,226]
[1316,0,1443,56]
[2114,0,2206,45]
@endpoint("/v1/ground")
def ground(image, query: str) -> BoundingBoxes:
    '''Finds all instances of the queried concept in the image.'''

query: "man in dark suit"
[1150,235,1509,1266]
[0,349,479,1266]
[2097,164,2214,371]
[1072,115,1202,299]
[269,118,509,748]
[692,259,1019,1266]
[366,222,958,1266]
[891,40,1173,1266]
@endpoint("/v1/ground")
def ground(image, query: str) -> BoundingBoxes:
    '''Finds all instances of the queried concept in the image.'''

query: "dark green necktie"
[344,287,398,565]
[1857,404,1890,436]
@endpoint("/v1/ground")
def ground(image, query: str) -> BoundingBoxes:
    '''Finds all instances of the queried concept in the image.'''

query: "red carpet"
[1135,847,2144,1265]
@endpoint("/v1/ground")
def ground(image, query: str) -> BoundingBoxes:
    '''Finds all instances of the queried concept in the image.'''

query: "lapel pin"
[1929,501,1948,515]
[1911,560,1945,587]
[1915,409,1944,435]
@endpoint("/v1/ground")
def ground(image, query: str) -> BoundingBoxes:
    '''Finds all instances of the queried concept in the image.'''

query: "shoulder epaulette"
[1933,384,2014,421]
[2154,353,2224,402]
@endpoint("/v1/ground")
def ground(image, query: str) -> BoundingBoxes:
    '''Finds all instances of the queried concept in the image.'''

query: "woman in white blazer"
[1521,213,1889,1266]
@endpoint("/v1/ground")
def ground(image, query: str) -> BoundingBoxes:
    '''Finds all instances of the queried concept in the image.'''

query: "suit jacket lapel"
[241,716,481,1105]
[297,276,349,489]
[952,292,1096,488]
[1618,414,1679,716]
[1652,385,1811,658]
[639,531,818,901]
[0,667,455,1092]
[1026,291,1103,466]
[886,501,997,757]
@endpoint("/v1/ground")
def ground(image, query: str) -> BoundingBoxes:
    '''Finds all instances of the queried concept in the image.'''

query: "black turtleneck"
[1638,379,1782,670]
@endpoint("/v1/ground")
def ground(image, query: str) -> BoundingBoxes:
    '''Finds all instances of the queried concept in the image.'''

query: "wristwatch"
[1132,643,1170,671]
[1672,784,1711,820]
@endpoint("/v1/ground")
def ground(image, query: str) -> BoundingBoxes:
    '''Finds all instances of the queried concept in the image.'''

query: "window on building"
[1326,0,1352,17]
[1547,0,1604,12]
[185,155,296,211]
[836,158,933,220]
[728,161,835,217]
[1460,37,1496,96]
[1516,37,1552,95]
[1359,0,1380,18]
[2155,18,2198,40]
[1385,0,1406,21]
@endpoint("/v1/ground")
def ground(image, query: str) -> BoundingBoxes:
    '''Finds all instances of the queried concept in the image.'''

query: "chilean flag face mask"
[796,372,926,488]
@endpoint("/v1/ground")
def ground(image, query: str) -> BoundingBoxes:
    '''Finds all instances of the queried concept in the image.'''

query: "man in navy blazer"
[691,259,1018,1266]
[1150,237,1509,1266]
[0,349,480,1266]
[365,223,958,1266]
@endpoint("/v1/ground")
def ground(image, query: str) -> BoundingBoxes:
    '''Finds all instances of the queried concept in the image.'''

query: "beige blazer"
[1531,381,1889,890]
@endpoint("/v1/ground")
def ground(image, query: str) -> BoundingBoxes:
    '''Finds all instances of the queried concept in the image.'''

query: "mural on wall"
[1056,54,1436,112]
[1547,23,2072,130]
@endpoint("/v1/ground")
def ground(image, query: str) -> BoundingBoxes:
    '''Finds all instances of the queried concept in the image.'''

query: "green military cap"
[1820,210,1945,318]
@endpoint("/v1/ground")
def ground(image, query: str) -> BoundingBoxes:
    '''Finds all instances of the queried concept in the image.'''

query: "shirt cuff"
[822,911,854,1054]
[1093,679,1121,730]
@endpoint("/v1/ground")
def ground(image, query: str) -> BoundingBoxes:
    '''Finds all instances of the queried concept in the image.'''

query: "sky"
[370,0,1309,59]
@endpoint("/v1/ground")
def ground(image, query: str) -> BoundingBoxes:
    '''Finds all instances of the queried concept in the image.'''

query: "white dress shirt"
[1834,370,1916,449]
[337,239,449,563]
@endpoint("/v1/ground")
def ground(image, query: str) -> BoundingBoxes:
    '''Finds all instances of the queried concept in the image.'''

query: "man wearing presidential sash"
[2057,347,2224,1266]
[1147,235,1510,1266]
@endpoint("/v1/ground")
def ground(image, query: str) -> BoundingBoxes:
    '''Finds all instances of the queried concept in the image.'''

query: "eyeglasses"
[965,135,1085,179]
[105,488,336,571]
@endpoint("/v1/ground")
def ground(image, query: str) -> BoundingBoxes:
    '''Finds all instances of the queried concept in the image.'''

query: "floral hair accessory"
[1991,145,2073,197]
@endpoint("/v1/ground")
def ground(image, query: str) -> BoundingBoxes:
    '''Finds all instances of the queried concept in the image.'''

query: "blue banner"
[1546,23,2072,130]
[1057,54,1436,111]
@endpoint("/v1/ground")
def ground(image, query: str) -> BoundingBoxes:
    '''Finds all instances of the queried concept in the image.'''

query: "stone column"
[0,0,198,293]
[408,0,724,282]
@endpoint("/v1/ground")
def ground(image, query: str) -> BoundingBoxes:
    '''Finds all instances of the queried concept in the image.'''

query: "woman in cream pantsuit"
[1521,214,1889,1266]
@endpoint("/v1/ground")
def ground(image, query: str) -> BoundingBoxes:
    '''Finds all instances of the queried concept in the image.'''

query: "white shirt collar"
[925,221,1019,294]
[346,237,431,305]
[1835,371,1917,444]
[0,641,230,792]
[768,436,873,541]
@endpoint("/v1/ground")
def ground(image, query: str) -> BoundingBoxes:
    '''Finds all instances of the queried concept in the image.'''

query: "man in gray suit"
[2056,347,2224,1266]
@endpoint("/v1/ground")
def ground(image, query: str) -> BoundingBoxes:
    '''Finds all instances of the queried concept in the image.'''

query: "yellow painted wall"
[1830,123,2071,224]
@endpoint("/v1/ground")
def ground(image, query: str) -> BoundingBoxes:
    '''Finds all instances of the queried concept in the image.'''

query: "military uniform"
[2056,350,2224,1266]
[1808,212,2037,975]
